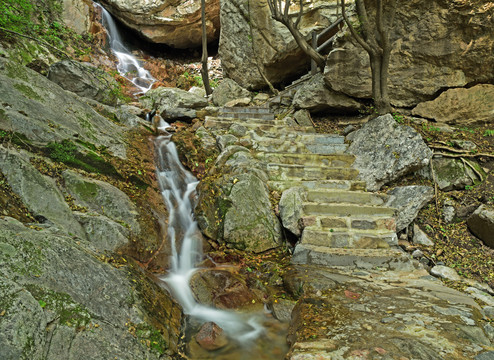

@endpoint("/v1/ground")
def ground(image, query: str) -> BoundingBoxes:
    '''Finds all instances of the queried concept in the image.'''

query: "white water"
[154,124,264,343]
[95,3,155,93]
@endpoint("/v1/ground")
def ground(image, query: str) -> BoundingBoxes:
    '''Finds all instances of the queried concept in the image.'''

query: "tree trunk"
[200,0,212,96]
[285,21,326,69]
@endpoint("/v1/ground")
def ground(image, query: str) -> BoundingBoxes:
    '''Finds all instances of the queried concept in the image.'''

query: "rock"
[475,352,494,360]
[0,148,86,239]
[216,134,238,152]
[433,157,481,191]
[443,199,456,223]
[412,84,494,125]
[325,1,494,107]
[189,270,262,310]
[386,186,434,232]
[413,225,434,246]
[195,126,217,151]
[342,125,356,136]
[47,60,120,106]
[467,205,494,249]
[74,212,129,252]
[195,322,228,351]
[452,140,477,151]
[466,287,494,307]
[188,86,207,98]
[346,115,432,191]
[293,110,313,127]
[211,79,250,107]
[98,0,220,48]
[252,93,270,105]
[0,217,182,359]
[484,306,494,320]
[292,74,363,113]
[223,173,282,252]
[62,0,92,35]
[0,58,127,158]
[430,265,461,281]
[63,170,140,234]
[224,97,251,107]
[219,0,340,89]
[279,187,307,237]
[140,87,208,119]
[270,299,296,322]
[412,249,424,259]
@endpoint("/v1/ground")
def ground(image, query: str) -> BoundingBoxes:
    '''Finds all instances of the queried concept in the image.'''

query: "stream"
[96,4,288,358]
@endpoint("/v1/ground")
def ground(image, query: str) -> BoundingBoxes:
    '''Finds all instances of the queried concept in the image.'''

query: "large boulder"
[412,84,494,126]
[211,79,250,107]
[432,157,480,191]
[98,0,220,48]
[346,114,432,191]
[0,58,127,158]
[467,205,494,249]
[325,0,494,107]
[48,60,120,106]
[386,186,434,232]
[292,73,363,113]
[0,217,182,359]
[219,0,341,89]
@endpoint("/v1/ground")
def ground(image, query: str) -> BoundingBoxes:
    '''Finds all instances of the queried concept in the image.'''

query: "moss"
[72,180,98,200]
[13,83,43,102]
[25,284,92,328]
[134,323,168,355]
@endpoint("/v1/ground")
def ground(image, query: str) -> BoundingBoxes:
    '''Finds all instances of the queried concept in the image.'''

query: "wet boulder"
[346,114,432,191]
[195,322,228,351]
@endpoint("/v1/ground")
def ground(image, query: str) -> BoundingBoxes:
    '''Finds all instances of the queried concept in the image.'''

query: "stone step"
[255,152,355,167]
[218,112,275,121]
[220,106,271,114]
[267,180,367,192]
[300,215,396,233]
[291,244,412,270]
[254,142,347,154]
[302,203,396,217]
[204,117,314,133]
[300,227,398,248]
[306,189,388,206]
[265,164,359,181]
[249,133,345,145]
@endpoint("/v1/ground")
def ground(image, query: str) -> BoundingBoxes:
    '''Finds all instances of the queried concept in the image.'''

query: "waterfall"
[95,3,155,93]
[154,125,264,344]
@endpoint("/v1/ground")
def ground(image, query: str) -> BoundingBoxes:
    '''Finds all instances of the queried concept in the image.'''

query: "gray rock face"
[386,186,434,232]
[98,0,220,48]
[467,205,494,249]
[412,84,494,126]
[219,0,340,89]
[413,224,434,246]
[325,1,494,107]
[62,0,91,35]
[0,217,181,360]
[292,74,363,113]
[430,265,462,281]
[211,79,250,107]
[63,170,140,234]
[346,114,432,191]
[0,148,86,239]
[433,157,479,191]
[223,173,282,252]
[74,212,130,252]
[0,58,127,158]
[279,187,307,237]
[48,60,120,106]
[140,87,208,120]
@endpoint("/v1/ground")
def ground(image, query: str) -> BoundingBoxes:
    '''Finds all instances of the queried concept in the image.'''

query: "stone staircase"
[204,107,411,270]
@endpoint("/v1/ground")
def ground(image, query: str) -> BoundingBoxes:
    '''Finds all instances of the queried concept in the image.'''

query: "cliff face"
[325,0,494,107]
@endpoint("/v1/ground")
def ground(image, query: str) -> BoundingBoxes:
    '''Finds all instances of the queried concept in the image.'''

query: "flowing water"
[95,3,155,93]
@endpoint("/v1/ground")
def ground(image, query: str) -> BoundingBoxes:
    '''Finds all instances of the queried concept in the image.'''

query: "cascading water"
[154,124,265,345]
[95,3,155,93]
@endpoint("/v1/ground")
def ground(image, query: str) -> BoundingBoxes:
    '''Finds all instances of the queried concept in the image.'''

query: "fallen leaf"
[344,290,361,300]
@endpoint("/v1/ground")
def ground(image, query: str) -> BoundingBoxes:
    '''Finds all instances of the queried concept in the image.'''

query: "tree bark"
[200,0,212,96]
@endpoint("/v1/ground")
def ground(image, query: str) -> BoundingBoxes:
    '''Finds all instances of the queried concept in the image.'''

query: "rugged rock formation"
[346,114,432,191]
[325,0,494,107]
[219,0,341,89]
[412,84,494,125]
[98,0,220,48]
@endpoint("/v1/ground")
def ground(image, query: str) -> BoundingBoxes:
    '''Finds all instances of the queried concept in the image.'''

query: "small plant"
[392,112,404,124]
[465,185,474,190]
[483,129,494,137]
